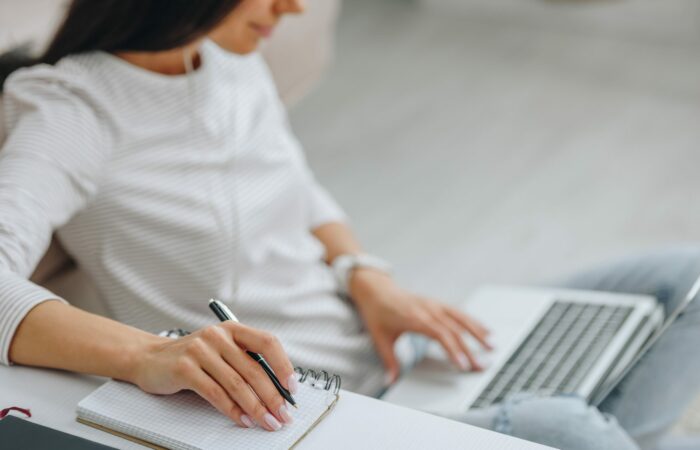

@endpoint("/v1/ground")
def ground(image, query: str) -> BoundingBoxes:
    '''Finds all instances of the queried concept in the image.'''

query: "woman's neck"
[115,42,202,75]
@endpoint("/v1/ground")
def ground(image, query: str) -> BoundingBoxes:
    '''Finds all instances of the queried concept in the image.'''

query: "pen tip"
[292,404,299,409]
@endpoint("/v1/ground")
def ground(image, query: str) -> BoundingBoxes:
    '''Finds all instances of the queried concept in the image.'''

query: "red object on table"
[0,406,31,419]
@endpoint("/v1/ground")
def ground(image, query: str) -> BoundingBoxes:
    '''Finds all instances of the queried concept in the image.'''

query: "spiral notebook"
[76,368,340,450]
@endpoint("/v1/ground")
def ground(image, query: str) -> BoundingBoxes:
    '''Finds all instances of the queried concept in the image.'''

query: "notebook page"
[297,390,556,450]
[77,380,336,450]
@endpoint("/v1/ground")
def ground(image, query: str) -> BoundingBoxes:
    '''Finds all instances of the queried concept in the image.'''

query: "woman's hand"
[349,269,492,384]
[131,322,298,431]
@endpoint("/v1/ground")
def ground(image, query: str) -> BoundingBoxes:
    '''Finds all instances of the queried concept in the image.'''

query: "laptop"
[383,279,700,416]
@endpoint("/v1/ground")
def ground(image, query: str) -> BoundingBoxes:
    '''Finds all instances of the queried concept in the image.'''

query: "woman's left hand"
[349,269,493,384]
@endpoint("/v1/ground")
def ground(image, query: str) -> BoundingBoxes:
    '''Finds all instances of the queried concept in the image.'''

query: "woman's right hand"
[130,322,298,431]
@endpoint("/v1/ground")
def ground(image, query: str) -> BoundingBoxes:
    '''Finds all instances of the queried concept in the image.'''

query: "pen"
[208,299,298,408]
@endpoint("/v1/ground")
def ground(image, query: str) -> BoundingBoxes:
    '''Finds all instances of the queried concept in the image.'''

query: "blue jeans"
[403,247,700,450]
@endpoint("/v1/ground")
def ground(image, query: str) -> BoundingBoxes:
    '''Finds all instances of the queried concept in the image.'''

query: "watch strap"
[331,253,392,296]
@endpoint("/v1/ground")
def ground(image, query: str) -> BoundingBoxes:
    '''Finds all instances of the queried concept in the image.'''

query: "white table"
[0,365,552,449]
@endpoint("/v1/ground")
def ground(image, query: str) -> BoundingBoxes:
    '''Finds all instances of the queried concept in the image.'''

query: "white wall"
[420,0,700,46]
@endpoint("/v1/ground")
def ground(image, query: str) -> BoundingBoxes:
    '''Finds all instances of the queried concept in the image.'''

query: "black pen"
[208,299,298,408]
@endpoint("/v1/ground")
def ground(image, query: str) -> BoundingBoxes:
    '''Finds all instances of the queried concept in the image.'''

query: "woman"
[0,0,698,448]
[0,0,490,433]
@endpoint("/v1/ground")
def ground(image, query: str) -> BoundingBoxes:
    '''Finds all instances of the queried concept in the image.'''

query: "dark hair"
[0,0,241,91]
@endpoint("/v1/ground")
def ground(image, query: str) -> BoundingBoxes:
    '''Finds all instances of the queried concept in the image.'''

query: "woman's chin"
[235,39,261,54]
[213,37,261,55]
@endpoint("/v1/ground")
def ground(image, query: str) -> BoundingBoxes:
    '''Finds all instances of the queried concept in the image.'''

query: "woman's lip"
[252,24,275,38]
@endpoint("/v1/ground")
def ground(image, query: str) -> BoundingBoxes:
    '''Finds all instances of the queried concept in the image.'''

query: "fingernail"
[287,374,299,395]
[241,415,255,428]
[278,404,294,424]
[264,412,282,431]
[457,353,469,371]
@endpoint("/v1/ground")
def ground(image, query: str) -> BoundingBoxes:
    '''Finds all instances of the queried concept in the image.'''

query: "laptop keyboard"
[471,301,633,409]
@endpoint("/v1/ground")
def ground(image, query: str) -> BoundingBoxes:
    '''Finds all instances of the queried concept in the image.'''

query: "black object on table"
[0,415,117,450]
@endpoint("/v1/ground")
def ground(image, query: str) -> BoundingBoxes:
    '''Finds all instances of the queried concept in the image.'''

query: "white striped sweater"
[0,40,388,395]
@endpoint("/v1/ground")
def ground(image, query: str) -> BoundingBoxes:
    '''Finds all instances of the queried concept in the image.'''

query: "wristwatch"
[331,253,393,297]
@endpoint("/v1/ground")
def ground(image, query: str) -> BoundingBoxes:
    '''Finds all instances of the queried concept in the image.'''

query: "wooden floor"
[289,0,700,443]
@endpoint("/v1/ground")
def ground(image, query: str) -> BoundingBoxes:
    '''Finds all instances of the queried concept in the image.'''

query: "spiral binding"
[294,367,342,395]
[160,328,191,338]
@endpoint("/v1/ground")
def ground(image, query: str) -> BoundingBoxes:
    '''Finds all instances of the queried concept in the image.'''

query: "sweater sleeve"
[252,51,347,229]
[272,100,346,228]
[286,134,346,228]
[304,174,347,229]
[0,67,112,365]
